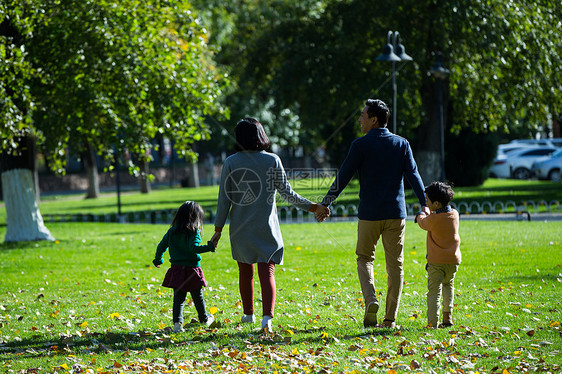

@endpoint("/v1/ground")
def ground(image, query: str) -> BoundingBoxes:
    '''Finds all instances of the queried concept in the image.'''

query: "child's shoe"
[438,312,453,328]
[261,315,273,331]
[173,322,184,333]
[241,314,256,323]
[203,314,215,327]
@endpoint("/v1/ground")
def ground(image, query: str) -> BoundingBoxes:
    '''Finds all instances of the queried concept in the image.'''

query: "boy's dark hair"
[234,117,271,152]
[425,182,454,207]
[172,201,204,234]
[365,99,390,128]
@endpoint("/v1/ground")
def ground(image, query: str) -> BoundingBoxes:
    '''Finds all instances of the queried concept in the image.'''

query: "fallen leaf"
[209,307,219,315]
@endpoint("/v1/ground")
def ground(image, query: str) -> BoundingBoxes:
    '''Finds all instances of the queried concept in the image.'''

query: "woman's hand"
[211,232,221,247]
[312,204,331,222]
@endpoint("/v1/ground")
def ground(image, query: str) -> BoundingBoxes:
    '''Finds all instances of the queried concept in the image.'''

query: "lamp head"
[376,43,401,62]
[429,52,450,79]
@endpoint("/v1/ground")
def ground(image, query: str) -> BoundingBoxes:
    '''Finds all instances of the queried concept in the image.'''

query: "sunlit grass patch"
[0,220,561,373]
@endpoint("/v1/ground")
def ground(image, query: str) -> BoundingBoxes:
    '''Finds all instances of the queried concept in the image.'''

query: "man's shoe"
[241,314,256,323]
[380,319,396,328]
[363,302,379,327]
[173,322,184,333]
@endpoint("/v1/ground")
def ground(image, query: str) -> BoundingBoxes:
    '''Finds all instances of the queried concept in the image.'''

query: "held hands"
[313,204,331,222]
[210,231,221,248]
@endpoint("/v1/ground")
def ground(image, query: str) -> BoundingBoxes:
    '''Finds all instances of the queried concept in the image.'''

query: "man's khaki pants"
[356,219,405,322]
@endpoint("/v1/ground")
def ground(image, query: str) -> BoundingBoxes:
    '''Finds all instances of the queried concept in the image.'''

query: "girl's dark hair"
[425,182,455,207]
[234,117,270,152]
[172,201,204,234]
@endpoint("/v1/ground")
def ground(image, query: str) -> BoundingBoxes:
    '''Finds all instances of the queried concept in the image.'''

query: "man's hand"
[314,204,331,222]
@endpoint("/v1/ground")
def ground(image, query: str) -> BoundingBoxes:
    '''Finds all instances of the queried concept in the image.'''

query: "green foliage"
[0,221,561,373]
[1,0,229,174]
[192,0,562,165]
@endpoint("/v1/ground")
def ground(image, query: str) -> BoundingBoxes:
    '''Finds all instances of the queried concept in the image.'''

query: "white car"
[489,146,556,179]
[531,148,562,181]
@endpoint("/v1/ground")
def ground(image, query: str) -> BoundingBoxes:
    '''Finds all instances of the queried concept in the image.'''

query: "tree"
[1,0,229,242]
[201,0,562,184]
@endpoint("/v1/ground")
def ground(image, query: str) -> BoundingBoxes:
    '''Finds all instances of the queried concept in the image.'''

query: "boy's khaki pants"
[426,263,458,327]
[356,219,405,322]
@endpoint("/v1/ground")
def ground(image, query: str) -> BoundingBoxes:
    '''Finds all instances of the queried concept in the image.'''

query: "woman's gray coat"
[214,151,313,265]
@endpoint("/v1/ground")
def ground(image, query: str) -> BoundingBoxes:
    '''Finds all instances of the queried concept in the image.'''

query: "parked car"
[489,146,556,179]
[531,148,562,181]
[509,138,562,148]
[497,143,534,157]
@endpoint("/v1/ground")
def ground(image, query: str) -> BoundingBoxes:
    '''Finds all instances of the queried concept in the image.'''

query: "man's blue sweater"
[322,128,426,220]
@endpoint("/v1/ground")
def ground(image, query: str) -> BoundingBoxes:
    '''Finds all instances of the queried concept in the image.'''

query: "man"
[320,99,426,328]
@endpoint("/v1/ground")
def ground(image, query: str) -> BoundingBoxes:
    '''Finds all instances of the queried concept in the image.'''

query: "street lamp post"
[429,52,450,182]
[376,31,412,134]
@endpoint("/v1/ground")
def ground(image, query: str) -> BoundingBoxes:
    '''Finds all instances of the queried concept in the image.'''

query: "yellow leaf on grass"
[320,332,329,339]
[502,369,511,374]
[292,348,299,355]
[549,321,560,327]
[109,313,120,319]
[210,307,219,315]
[286,330,294,335]
[158,322,166,329]
[296,246,302,251]
[146,347,154,352]
[79,321,88,328]
[58,363,69,370]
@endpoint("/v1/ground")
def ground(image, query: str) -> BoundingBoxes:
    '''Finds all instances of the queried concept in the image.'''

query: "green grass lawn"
[1,220,561,373]
[1,178,560,225]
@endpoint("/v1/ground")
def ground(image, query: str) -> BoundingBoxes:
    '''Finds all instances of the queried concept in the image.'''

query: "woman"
[212,118,329,331]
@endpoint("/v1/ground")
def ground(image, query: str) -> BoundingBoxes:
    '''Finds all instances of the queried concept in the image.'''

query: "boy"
[415,182,461,328]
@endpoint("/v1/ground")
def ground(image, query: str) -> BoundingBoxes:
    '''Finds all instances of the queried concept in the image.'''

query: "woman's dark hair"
[365,99,390,128]
[425,182,455,207]
[172,201,204,234]
[234,117,270,152]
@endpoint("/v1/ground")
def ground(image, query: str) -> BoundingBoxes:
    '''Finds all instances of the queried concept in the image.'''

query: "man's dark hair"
[365,99,390,128]
[234,117,271,151]
[425,182,455,207]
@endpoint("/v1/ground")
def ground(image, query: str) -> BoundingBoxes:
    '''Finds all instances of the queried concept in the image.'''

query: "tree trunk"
[83,143,100,199]
[1,136,54,242]
[416,77,449,184]
[187,161,200,188]
[139,159,151,194]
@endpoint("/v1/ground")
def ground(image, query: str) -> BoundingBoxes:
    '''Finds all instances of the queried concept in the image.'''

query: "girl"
[153,201,217,332]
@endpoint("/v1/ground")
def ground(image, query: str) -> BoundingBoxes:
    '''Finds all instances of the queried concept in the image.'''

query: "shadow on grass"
[0,323,397,361]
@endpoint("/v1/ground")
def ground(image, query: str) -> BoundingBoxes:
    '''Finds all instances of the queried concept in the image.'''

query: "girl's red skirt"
[162,264,207,292]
